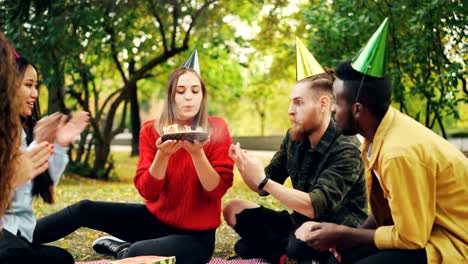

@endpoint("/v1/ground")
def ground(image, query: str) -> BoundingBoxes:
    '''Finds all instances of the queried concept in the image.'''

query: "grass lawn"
[34,151,290,261]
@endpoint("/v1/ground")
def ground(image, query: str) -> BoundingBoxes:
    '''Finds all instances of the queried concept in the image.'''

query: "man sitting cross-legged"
[223,38,368,264]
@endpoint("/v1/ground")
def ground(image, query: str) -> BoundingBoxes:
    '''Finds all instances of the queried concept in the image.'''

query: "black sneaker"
[92,236,130,258]
[234,239,258,259]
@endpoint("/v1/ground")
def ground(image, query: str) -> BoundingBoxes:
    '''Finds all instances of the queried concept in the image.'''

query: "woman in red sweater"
[33,66,234,264]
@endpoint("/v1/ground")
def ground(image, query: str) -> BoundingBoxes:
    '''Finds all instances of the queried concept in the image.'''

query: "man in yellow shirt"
[300,19,468,264]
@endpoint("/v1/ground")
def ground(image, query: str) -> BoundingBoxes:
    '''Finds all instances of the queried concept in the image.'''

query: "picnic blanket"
[76,258,270,264]
[209,258,269,264]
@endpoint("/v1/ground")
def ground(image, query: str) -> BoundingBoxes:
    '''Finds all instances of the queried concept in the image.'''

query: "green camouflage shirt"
[265,120,367,227]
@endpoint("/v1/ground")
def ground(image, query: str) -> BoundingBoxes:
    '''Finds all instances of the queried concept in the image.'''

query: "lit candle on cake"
[161,124,208,142]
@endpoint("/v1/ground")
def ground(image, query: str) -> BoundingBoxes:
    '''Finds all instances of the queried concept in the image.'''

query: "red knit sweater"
[134,116,234,231]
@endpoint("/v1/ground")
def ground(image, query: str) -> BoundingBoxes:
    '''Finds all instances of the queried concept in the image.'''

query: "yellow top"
[361,107,468,264]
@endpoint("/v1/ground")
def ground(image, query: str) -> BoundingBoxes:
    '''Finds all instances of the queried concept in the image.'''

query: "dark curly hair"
[0,33,22,217]
[335,61,392,121]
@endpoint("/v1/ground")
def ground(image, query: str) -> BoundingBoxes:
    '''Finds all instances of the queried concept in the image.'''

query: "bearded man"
[222,38,367,264]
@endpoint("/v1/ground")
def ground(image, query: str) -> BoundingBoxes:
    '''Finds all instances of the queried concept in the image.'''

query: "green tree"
[304,0,467,138]
[225,0,308,136]
[3,0,224,179]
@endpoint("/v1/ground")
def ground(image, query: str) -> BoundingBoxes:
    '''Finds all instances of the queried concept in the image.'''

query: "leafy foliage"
[2,0,465,180]
[304,0,467,137]
[2,0,242,178]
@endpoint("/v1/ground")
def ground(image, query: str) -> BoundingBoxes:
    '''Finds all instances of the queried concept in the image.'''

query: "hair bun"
[324,67,335,75]
[322,67,335,82]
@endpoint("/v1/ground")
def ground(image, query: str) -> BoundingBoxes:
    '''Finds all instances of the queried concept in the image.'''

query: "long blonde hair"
[157,67,209,134]
[0,33,22,217]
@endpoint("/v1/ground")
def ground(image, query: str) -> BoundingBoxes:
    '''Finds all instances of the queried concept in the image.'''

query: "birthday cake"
[161,124,208,142]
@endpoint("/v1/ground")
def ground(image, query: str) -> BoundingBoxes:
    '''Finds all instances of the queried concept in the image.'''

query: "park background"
[1,0,466,261]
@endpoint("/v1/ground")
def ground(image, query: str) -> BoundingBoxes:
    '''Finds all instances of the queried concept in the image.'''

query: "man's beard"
[340,112,358,136]
[289,125,309,141]
[341,126,357,136]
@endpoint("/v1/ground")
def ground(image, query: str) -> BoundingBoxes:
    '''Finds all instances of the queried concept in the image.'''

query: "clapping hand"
[34,113,63,143]
[12,142,53,187]
[229,143,265,192]
[55,111,90,147]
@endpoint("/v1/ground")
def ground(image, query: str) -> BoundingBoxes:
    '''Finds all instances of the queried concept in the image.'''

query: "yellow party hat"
[296,37,325,81]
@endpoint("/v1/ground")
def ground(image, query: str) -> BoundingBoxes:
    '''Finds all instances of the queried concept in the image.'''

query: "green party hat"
[296,37,325,81]
[351,17,389,78]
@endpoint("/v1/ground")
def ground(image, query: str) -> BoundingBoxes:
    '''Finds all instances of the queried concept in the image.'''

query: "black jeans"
[329,245,427,264]
[0,229,73,264]
[34,200,215,264]
[233,206,331,263]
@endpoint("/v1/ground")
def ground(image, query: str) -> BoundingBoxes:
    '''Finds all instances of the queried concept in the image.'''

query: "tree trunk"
[84,135,93,165]
[260,111,265,136]
[436,112,447,139]
[129,60,141,156]
[46,63,68,114]
[93,141,111,180]
[130,86,141,156]
[425,94,431,127]
[74,128,89,163]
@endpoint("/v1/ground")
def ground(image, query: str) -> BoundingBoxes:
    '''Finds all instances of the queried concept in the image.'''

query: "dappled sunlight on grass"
[34,150,287,261]
[108,152,140,182]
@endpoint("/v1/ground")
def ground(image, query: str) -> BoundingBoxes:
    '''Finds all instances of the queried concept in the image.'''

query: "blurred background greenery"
[1,0,466,179]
